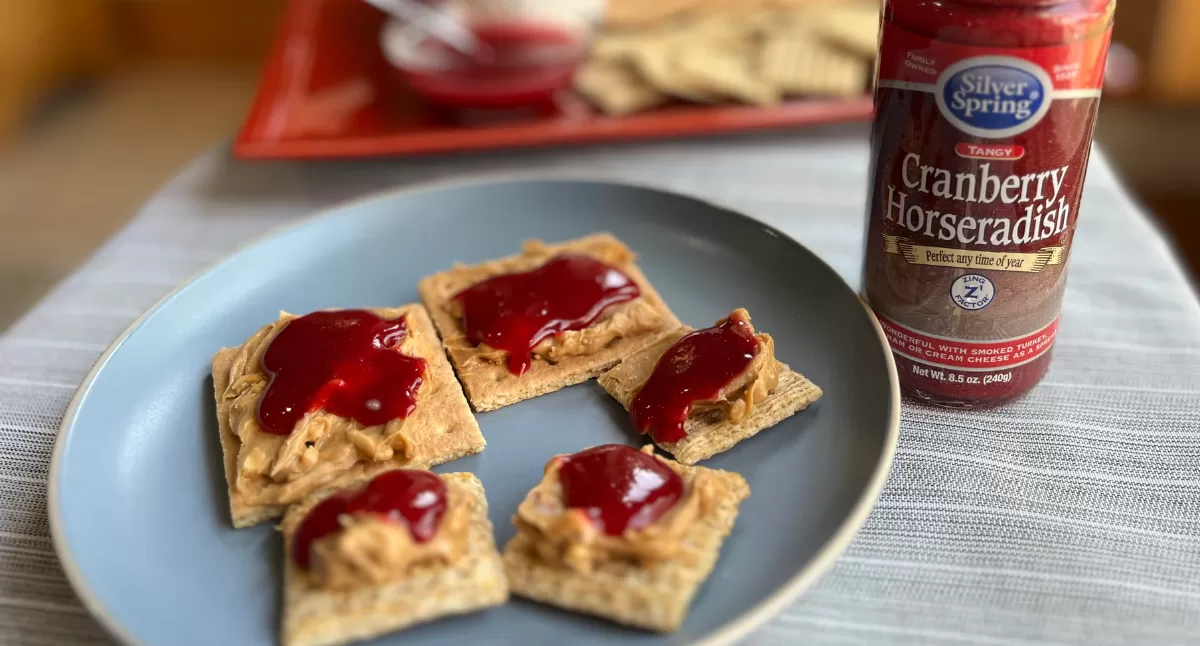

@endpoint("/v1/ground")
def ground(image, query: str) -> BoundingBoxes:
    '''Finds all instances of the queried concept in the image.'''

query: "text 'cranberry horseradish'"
[862,0,1116,407]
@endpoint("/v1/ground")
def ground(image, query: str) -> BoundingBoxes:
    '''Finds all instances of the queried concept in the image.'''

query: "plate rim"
[48,174,900,646]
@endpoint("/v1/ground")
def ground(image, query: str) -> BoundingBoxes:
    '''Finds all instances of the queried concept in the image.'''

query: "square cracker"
[280,472,508,646]
[597,328,822,465]
[759,33,868,97]
[211,304,484,528]
[808,2,881,58]
[605,0,702,29]
[630,44,724,104]
[574,59,669,116]
[417,233,681,412]
[674,42,780,106]
[503,457,749,632]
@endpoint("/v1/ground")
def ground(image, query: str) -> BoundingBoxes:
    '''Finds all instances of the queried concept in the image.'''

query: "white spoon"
[363,0,483,57]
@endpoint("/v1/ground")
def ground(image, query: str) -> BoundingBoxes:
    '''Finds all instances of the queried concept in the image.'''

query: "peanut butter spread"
[689,309,781,425]
[304,487,471,590]
[514,446,727,574]
[276,479,474,590]
[218,311,429,507]
[427,239,666,371]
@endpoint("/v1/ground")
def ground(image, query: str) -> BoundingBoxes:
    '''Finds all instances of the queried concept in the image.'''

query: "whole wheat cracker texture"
[759,32,868,97]
[504,464,749,632]
[574,59,669,116]
[809,2,881,58]
[605,0,702,29]
[631,44,724,104]
[417,233,682,412]
[211,304,484,528]
[280,472,508,646]
[597,327,823,465]
[673,42,780,106]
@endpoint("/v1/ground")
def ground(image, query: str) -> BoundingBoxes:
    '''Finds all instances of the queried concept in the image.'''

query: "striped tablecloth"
[4,126,1200,645]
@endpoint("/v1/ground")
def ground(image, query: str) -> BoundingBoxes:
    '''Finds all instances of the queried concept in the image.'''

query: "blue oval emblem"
[936,57,1053,138]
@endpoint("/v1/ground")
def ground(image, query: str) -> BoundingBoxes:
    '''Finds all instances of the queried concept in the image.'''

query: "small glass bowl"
[380,4,594,110]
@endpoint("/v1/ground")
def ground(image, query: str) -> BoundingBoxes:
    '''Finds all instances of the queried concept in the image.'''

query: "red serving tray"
[234,0,875,160]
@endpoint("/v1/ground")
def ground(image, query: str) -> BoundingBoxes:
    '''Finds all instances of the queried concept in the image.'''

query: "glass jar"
[861,0,1116,408]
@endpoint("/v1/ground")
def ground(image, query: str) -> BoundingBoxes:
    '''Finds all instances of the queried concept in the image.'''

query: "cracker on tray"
[808,2,881,57]
[417,233,681,413]
[578,0,878,115]
[674,41,780,106]
[605,0,704,29]
[759,32,869,97]
[280,472,507,646]
[574,59,669,116]
[630,42,724,104]
[212,304,484,528]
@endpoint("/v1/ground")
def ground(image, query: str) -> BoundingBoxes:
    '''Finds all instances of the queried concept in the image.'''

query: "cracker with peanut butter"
[417,233,681,412]
[211,304,484,528]
[598,309,822,464]
[503,445,749,631]
[280,471,507,646]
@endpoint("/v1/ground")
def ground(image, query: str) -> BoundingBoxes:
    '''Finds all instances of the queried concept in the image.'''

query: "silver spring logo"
[935,56,1054,138]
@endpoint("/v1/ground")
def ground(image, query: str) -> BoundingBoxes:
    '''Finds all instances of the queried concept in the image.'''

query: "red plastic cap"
[886,0,1114,47]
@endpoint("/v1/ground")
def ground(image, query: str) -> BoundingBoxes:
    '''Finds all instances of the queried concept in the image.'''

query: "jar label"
[863,21,1112,401]
[877,313,1060,372]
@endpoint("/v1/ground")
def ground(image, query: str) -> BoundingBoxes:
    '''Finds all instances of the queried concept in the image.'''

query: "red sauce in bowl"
[385,21,587,110]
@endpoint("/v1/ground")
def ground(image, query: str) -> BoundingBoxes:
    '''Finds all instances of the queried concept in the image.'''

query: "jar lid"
[887,0,1114,58]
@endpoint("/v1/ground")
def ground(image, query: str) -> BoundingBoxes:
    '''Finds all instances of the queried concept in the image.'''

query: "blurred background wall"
[1,0,1198,330]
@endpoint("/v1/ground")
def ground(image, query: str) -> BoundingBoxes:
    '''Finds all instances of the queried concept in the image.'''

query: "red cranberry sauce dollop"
[557,444,684,536]
[630,316,760,443]
[452,253,640,375]
[291,469,447,569]
[257,310,426,436]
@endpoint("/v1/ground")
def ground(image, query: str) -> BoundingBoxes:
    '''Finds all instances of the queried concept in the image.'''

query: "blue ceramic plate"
[50,179,898,646]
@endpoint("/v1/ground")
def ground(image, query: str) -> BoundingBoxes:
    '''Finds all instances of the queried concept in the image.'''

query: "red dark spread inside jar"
[863,0,1115,407]
[291,469,447,568]
[453,253,640,375]
[258,310,426,435]
[557,444,683,536]
[629,316,760,443]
